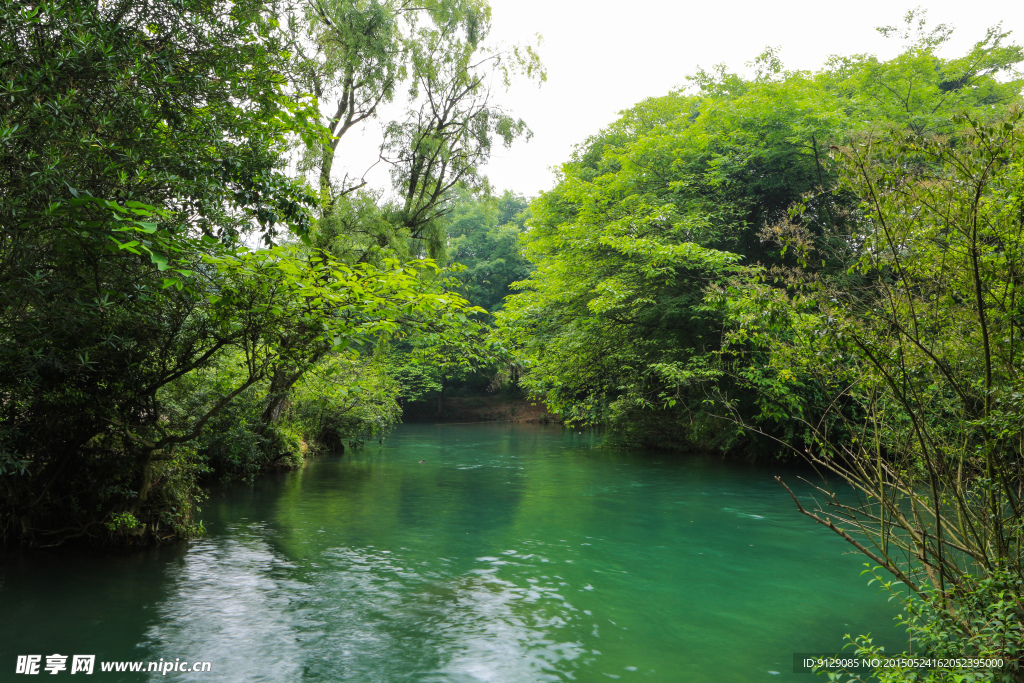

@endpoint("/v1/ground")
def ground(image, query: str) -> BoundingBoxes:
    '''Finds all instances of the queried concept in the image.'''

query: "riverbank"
[401,394,559,423]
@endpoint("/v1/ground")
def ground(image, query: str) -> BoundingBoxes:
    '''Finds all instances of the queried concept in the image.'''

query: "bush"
[824,568,1023,683]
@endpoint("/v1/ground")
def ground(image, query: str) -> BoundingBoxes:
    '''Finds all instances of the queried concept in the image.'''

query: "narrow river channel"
[1,423,905,681]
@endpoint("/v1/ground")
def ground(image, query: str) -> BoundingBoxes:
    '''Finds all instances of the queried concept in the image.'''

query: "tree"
[496,80,839,446]
[446,189,533,313]
[498,14,1023,452]
[288,0,542,249]
[0,0,481,546]
[734,111,1024,683]
[0,0,313,544]
[248,0,542,432]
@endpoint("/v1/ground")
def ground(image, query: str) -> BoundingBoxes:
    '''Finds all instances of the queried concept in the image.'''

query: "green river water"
[1,423,905,682]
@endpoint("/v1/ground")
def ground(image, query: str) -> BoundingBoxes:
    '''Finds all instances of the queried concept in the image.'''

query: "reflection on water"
[144,536,307,682]
[1,423,904,682]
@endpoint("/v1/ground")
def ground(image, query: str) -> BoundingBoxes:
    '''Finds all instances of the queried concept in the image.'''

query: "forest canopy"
[0,0,537,546]
[498,16,1024,452]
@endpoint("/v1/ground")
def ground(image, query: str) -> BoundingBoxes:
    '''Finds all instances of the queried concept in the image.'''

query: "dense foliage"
[495,13,1024,679]
[386,190,534,417]
[0,0,316,544]
[250,0,543,430]
[753,114,1024,681]
[499,18,1024,454]
[446,190,533,314]
[0,0,529,546]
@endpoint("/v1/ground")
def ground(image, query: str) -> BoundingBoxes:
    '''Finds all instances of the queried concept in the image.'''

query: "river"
[0,423,904,681]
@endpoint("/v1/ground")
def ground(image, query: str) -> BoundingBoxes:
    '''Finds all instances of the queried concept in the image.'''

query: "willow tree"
[289,0,542,248]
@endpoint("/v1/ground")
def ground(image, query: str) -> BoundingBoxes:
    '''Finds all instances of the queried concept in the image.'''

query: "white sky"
[329,1,1024,199]
[481,0,1024,196]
